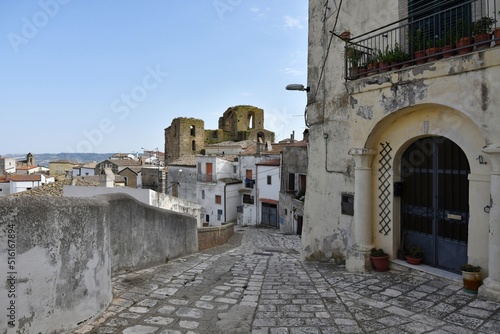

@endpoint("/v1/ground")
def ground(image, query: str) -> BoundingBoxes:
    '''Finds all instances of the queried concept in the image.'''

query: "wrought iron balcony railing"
[345,0,499,80]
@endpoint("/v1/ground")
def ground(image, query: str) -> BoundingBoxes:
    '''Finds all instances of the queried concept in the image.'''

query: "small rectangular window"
[288,173,295,191]
[341,193,354,216]
[217,209,223,221]
[202,190,205,199]
[267,175,272,185]
[215,195,221,204]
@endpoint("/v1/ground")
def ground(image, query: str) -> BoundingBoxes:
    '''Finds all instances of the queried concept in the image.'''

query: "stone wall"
[0,193,197,333]
[198,223,234,250]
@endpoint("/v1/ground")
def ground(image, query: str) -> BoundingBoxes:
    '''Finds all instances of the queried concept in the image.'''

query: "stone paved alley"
[73,226,500,334]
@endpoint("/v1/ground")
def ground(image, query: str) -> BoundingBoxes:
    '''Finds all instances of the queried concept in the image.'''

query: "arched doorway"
[401,137,470,273]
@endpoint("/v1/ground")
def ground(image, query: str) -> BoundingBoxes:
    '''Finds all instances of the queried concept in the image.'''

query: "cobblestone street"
[73,226,500,333]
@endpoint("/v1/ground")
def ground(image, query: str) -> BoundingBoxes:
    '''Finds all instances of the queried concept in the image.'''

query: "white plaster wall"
[303,0,500,268]
[256,165,280,201]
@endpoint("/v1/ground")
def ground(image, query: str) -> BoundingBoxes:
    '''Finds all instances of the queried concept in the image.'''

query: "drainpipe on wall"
[255,164,259,225]
[224,182,227,223]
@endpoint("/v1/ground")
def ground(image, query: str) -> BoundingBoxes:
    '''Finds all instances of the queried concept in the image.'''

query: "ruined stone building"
[164,105,275,164]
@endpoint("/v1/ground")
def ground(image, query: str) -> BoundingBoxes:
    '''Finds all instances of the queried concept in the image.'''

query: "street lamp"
[286,84,310,92]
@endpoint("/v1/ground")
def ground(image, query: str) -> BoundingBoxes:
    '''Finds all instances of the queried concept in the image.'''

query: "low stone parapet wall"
[198,223,235,250]
[0,193,197,333]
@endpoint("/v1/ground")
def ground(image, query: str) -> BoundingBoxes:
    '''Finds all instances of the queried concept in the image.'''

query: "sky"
[0,1,308,155]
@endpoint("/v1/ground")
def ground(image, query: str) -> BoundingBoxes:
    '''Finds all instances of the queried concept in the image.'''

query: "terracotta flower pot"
[441,45,456,58]
[349,67,360,79]
[405,256,422,265]
[457,37,473,55]
[462,270,482,294]
[371,255,389,272]
[475,33,492,50]
[426,47,441,62]
[494,28,500,46]
[378,61,390,72]
[414,50,426,64]
[367,62,378,75]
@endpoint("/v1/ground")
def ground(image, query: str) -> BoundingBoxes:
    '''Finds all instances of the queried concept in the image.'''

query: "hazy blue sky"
[0,1,308,154]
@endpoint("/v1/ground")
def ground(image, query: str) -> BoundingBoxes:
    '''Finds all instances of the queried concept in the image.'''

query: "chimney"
[291,131,295,143]
[303,129,310,142]
[99,168,115,188]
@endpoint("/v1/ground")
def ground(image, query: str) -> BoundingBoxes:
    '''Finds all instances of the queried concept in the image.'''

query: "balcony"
[197,173,216,183]
[344,0,499,80]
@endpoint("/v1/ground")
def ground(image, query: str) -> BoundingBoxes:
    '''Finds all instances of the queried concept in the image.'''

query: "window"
[267,175,272,185]
[243,194,254,204]
[206,214,210,222]
[233,166,237,173]
[190,125,196,136]
[299,174,307,192]
[215,195,222,204]
[288,173,295,191]
[192,140,196,151]
[202,190,205,199]
[217,209,223,221]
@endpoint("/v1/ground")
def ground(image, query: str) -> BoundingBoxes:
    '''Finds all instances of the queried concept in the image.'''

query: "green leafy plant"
[370,248,388,257]
[461,264,481,272]
[472,16,496,35]
[413,28,426,51]
[457,19,472,38]
[346,46,362,67]
[442,26,457,46]
[391,43,410,62]
[406,243,424,259]
[366,50,379,65]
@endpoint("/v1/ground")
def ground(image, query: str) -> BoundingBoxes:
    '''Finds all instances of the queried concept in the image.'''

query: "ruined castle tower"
[164,105,275,164]
[164,118,205,164]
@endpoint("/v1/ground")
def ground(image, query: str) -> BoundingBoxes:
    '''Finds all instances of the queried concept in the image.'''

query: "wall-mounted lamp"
[286,84,310,92]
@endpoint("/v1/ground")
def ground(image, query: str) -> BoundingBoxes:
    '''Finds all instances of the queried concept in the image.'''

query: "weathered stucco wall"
[0,193,197,333]
[303,0,500,275]
[64,185,202,227]
[198,223,234,250]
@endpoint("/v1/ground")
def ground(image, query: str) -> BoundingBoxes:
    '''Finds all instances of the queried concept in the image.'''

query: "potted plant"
[390,43,410,70]
[457,19,473,54]
[441,26,456,58]
[405,243,424,265]
[370,248,389,272]
[366,51,379,74]
[346,46,362,79]
[472,16,496,50]
[341,30,351,41]
[426,38,442,62]
[413,29,427,64]
[461,264,482,294]
[378,46,392,72]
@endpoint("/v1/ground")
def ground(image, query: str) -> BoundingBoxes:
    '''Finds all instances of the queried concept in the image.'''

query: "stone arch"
[361,103,489,263]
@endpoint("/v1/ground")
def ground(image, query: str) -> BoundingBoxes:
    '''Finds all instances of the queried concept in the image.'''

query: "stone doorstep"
[390,259,462,283]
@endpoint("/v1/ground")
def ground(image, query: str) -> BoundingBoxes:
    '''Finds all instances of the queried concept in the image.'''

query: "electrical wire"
[305,0,343,128]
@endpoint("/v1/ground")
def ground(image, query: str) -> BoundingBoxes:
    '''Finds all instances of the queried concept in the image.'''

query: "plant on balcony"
[457,19,473,54]
[413,29,427,64]
[377,46,392,72]
[472,16,496,50]
[390,43,411,69]
[346,46,362,79]
[426,38,442,62]
[441,26,457,58]
[366,51,379,74]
